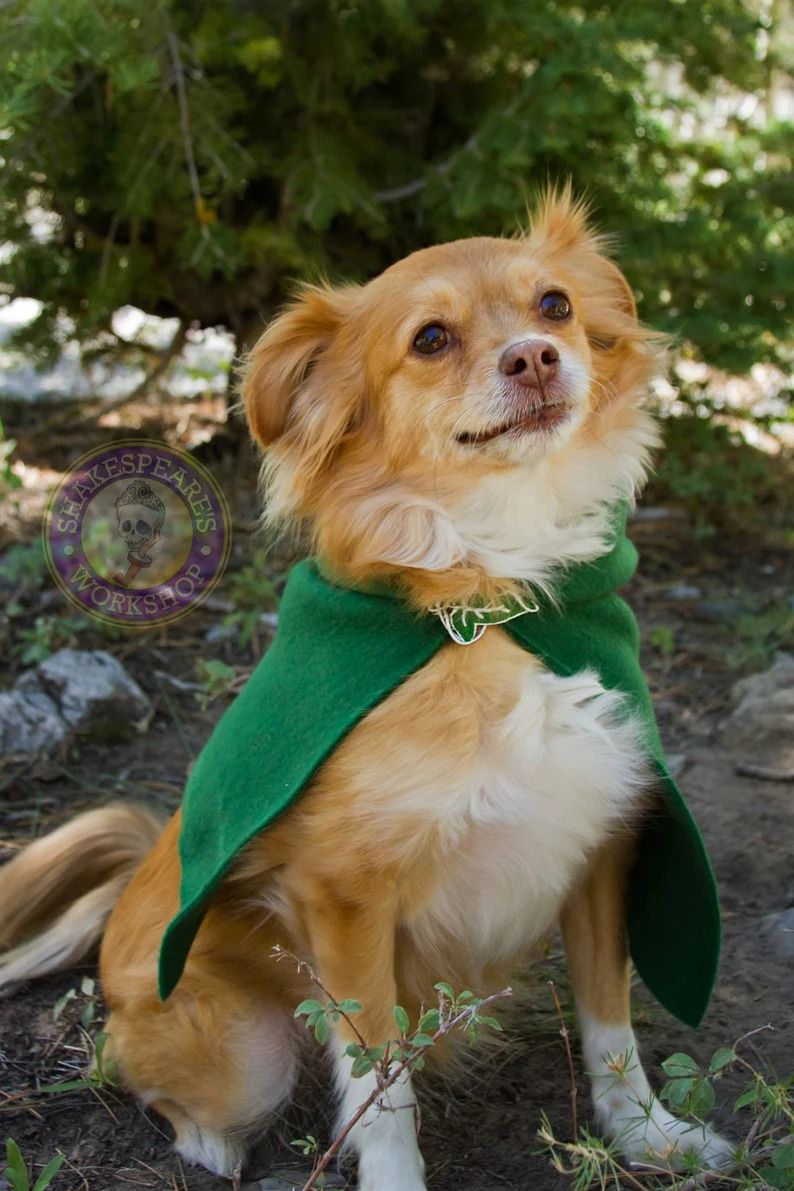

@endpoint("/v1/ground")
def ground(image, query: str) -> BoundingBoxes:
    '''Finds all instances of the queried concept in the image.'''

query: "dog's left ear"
[242,283,358,449]
[527,185,637,323]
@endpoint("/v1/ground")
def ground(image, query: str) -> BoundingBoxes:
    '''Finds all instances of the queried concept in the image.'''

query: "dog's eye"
[413,324,449,355]
[539,291,572,321]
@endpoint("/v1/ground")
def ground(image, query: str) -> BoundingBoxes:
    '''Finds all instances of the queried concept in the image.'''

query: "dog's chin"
[457,402,585,463]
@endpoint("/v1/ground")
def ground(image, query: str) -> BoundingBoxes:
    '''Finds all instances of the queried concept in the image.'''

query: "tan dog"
[0,192,731,1189]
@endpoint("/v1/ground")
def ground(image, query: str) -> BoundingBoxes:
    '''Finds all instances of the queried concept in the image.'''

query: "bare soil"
[1,457,792,1191]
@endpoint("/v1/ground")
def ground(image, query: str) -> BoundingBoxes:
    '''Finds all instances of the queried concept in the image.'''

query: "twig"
[735,761,794,783]
[26,320,189,437]
[166,28,226,271]
[271,945,370,1052]
[167,32,203,222]
[549,981,578,1139]
[372,99,519,204]
[677,1168,740,1190]
[93,319,189,418]
[294,977,512,1191]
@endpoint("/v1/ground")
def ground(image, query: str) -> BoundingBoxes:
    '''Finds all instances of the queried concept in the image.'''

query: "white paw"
[333,1040,426,1191]
[357,1159,427,1191]
[598,1090,733,1170]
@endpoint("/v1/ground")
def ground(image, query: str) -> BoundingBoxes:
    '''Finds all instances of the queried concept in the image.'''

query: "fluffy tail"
[0,803,163,990]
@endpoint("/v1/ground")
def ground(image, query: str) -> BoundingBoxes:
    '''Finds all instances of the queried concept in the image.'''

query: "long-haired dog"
[0,192,730,1189]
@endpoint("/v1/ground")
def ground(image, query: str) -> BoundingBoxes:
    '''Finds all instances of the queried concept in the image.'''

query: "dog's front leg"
[301,880,427,1191]
[561,837,732,1170]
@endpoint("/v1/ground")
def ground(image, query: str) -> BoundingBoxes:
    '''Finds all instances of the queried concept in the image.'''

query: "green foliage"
[0,419,22,491]
[726,604,794,671]
[0,0,790,385]
[289,1134,327,1187]
[12,614,89,665]
[0,540,48,596]
[221,547,279,652]
[194,657,238,707]
[38,1030,118,1095]
[649,625,676,658]
[294,982,506,1075]
[649,410,794,538]
[291,979,508,1187]
[3,1139,65,1191]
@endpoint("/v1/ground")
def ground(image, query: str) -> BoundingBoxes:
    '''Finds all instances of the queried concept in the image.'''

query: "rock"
[665,752,688,780]
[17,649,150,730]
[663,584,702,601]
[0,649,151,761]
[204,621,237,644]
[726,653,794,770]
[243,1173,345,1190]
[0,689,68,759]
[629,506,687,523]
[761,906,794,958]
[732,651,794,706]
[692,597,746,623]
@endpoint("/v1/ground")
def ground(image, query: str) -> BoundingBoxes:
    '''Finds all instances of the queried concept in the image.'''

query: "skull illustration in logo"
[115,480,166,564]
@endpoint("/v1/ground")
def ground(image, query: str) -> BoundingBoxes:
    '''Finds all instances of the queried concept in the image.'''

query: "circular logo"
[44,439,231,628]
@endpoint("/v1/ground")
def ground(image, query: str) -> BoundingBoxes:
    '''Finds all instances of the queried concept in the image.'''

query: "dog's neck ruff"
[158,509,720,1028]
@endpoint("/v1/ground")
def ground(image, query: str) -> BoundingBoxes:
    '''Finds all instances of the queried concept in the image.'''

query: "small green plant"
[221,547,279,652]
[539,1027,794,1189]
[0,417,21,492]
[13,614,89,665]
[3,1138,65,1191]
[649,625,676,659]
[194,657,239,708]
[286,952,510,1191]
[39,1030,118,1095]
[726,605,794,672]
[650,412,790,538]
[0,540,47,596]
[290,1135,326,1187]
[52,975,99,1030]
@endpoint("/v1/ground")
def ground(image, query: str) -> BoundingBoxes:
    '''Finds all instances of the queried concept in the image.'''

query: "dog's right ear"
[242,284,356,448]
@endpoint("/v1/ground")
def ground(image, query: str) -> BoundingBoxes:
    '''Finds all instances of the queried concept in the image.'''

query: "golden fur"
[0,191,731,1187]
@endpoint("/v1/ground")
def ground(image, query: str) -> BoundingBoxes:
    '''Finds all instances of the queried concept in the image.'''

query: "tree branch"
[28,319,189,438]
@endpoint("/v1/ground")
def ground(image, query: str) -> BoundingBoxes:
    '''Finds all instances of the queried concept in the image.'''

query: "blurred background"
[0,3,792,1190]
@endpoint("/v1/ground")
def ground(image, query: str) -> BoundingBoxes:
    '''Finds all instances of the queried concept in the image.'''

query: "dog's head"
[243,189,663,602]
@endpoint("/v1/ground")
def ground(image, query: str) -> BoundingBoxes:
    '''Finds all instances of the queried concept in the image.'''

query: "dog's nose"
[499,339,560,386]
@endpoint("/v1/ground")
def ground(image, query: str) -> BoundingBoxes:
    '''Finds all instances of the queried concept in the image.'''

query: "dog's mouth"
[456,403,570,446]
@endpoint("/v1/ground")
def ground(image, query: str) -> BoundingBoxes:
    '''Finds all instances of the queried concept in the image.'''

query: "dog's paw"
[356,1163,427,1191]
[599,1092,733,1170]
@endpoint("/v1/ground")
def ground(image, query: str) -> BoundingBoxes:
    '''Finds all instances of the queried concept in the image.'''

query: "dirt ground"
[1,438,792,1191]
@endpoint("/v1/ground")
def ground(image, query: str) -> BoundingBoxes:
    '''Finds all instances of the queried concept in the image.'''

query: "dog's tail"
[0,803,164,990]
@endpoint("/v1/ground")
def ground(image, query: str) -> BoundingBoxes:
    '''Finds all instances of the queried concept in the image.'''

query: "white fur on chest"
[409,661,649,967]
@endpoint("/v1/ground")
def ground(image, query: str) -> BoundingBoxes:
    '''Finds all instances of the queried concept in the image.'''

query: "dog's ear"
[527,185,638,325]
[242,284,357,448]
[527,184,592,251]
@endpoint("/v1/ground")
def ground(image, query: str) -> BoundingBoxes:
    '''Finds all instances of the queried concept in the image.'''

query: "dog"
[0,190,731,1190]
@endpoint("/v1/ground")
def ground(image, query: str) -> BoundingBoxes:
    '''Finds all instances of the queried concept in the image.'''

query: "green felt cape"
[159,520,720,1028]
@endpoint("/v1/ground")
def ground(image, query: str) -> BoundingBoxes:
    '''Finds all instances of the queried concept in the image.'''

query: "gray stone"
[0,689,68,759]
[761,906,794,958]
[16,649,150,731]
[727,653,794,770]
[693,597,746,623]
[664,584,702,601]
[0,649,150,760]
[243,1172,345,1190]
[665,752,688,780]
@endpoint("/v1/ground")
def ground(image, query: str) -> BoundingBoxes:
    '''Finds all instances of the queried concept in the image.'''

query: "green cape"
[159,524,720,1027]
